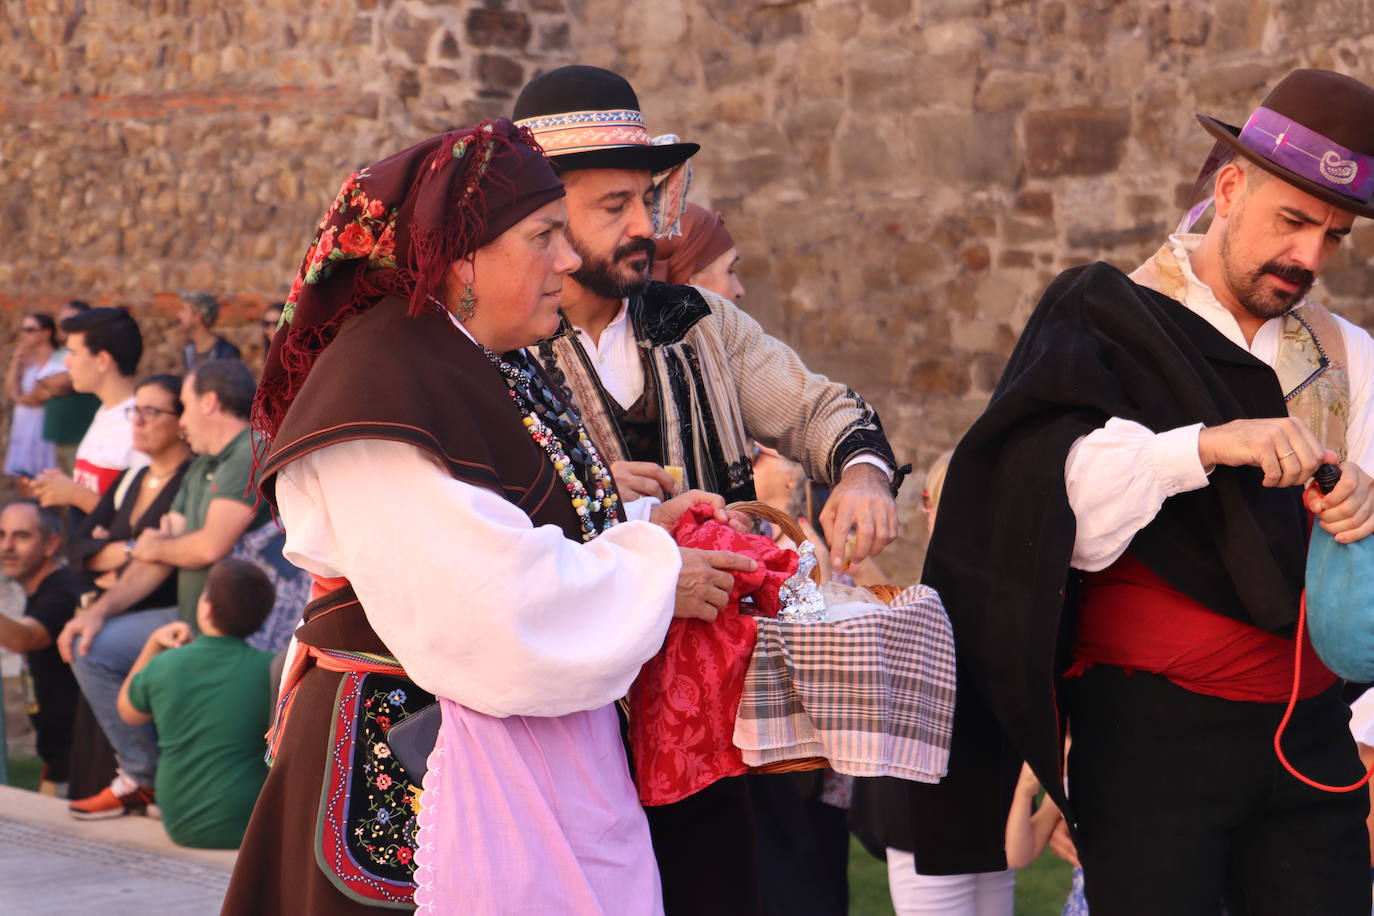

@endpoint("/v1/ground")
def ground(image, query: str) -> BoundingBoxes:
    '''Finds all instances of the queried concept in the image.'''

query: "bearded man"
[513,66,904,916]
[910,69,1374,915]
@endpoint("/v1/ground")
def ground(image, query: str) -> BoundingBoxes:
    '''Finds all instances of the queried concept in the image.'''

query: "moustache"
[1259,260,1314,289]
[614,239,656,262]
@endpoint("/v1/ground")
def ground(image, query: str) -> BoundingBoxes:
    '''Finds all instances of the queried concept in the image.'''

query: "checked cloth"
[733,584,956,782]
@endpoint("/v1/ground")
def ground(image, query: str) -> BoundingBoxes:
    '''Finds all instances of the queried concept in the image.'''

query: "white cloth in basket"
[733,584,956,782]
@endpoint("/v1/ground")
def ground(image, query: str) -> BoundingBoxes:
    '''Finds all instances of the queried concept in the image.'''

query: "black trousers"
[644,775,765,916]
[1065,666,1370,916]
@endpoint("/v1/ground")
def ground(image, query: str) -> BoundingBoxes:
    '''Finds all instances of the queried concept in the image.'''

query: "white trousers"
[885,847,1016,916]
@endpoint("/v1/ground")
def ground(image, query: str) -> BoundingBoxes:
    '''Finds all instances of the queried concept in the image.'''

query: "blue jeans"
[69,606,176,788]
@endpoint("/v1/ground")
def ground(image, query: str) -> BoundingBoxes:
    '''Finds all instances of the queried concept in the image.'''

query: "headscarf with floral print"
[253,118,565,447]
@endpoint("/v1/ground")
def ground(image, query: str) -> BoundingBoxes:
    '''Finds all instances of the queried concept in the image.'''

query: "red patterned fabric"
[628,505,797,806]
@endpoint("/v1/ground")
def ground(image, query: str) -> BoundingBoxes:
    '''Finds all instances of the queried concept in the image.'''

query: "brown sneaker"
[68,779,155,820]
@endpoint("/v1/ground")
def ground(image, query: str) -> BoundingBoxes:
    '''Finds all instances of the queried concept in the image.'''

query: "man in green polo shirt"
[57,359,283,820]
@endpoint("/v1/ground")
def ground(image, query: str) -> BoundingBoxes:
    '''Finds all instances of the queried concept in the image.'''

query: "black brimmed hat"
[513,65,699,173]
[1197,69,1374,219]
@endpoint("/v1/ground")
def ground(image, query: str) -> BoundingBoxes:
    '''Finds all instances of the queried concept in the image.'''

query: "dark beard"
[1221,226,1314,320]
[568,231,656,300]
[1230,258,1314,320]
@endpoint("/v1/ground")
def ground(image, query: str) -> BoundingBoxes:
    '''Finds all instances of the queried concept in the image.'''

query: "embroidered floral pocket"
[318,672,435,907]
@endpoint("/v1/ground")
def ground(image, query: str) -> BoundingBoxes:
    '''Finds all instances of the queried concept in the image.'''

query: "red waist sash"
[1069,552,1335,703]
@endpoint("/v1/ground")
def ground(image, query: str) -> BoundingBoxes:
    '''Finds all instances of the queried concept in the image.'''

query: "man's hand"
[57,611,104,662]
[132,528,168,563]
[29,469,88,509]
[150,621,193,651]
[650,489,749,533]
[612,460,677,501]
[673,547,756,622]
[1197,418,1332,488]
[160,511,188,537]
[1306,460,1374,543]
[819,462,897,570]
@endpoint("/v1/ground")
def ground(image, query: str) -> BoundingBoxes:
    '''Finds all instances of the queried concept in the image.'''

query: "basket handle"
[726,500,820,584]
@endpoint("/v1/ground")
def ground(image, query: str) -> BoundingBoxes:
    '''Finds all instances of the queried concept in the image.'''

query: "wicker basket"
[727,500,830,775]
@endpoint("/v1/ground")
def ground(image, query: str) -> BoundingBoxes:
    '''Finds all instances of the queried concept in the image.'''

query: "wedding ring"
[1278,449,1295,460]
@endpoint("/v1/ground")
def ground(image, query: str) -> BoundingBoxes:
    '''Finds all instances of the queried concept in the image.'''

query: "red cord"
[1272,591,1374,792]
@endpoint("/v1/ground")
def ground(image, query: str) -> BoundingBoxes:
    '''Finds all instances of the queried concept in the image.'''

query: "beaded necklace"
[480,345,619,541]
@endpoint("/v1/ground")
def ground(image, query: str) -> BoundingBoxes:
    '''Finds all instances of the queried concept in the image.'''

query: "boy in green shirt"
[116,558,276,849]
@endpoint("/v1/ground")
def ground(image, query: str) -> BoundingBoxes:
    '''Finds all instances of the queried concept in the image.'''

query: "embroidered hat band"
[1239,106,1374,205]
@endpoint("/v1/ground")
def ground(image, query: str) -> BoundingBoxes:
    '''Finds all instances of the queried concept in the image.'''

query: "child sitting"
[116,557,276,848]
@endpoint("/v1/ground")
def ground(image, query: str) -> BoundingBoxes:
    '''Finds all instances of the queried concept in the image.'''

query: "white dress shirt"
[1066,234,1374,571]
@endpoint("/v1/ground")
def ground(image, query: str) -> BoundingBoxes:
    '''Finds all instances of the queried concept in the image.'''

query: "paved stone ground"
[0,787,235,915]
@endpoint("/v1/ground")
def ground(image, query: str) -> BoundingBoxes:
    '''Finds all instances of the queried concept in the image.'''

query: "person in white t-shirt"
[29,308,147,513]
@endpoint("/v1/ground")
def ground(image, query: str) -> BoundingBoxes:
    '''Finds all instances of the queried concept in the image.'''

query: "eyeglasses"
[19,326,43,333]
[262,319,279,330]
[125,406,180,423]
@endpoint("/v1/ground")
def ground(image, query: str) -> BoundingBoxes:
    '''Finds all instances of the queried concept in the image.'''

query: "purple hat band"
[1239,106,1374,205]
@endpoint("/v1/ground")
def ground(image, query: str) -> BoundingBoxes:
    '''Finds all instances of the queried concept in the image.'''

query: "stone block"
[975,69,1051,114]
[465,8,531,49]
[540,21,569,51]
[906,357,971,397]
[383,8,433,64]
[1024,107,1131,177]
[477,53,523,92]
[1168,5,1211,45]
[1065,222,1164,251]
[1014,189,1054,220]
[959,244,991,272]
[904,111,1017,185]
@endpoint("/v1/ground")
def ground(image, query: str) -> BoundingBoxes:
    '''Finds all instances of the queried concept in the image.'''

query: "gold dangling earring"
[457,284,477,322]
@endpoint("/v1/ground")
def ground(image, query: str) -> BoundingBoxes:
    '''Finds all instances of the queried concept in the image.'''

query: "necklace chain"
[480,346,618,541]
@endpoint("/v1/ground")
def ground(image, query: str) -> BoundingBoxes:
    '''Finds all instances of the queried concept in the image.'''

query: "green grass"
[848,837,1073,915]
[6,753,40,792]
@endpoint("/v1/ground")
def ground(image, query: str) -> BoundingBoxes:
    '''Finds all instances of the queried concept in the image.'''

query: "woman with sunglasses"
[4,314,64,477]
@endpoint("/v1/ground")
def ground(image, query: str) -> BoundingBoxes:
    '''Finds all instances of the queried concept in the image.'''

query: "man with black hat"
[912,69,1374,913]
[514,65,904,915]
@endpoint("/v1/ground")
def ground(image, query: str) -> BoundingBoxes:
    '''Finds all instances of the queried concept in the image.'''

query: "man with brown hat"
[909,69,1374,913]
[514,65,904,915]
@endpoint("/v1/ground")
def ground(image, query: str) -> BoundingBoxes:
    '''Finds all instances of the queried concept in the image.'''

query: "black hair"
[136,373,184,414]
[202,558,274,638]
[60,307,142,377]
[189,359,255,420]
[64,300,91,313]
[25,313,58,349]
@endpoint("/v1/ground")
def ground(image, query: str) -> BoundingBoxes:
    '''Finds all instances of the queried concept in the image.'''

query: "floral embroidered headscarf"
[253,118,564,446]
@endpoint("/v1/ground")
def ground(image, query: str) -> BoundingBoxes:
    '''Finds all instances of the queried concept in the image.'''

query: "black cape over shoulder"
[903,262,1308,875]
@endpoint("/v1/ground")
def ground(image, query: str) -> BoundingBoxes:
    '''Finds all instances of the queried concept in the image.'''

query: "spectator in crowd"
[29,307,147,512]
[68,374,191,595]
[0,500,87,796]
[57,358,296,819]
[179,292,241,371]
[651,202,745,304]
[5,314,64,477]
[116,558,275,849]
[37,301,103,476]
[260,302,284,355]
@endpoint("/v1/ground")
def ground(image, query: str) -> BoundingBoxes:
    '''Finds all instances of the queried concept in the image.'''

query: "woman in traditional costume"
[222,119,739,915]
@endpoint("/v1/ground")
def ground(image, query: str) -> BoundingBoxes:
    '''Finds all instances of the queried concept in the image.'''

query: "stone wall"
[5,0,1374,581]
[569,0,1374,581]
[0,0,575,376]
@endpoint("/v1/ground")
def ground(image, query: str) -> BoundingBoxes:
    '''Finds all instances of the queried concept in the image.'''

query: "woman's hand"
[673,547,756,622]
[649,489,748,533]
[29,470,86,509]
